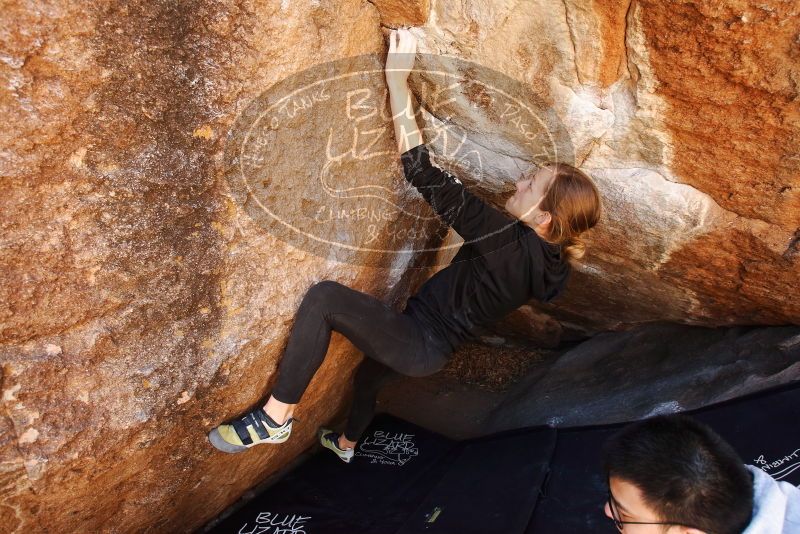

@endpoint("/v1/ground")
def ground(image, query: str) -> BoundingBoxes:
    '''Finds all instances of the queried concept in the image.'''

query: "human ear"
[537,211,551,227]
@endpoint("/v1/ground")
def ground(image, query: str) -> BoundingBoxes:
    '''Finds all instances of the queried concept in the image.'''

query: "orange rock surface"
[1,0,797,531]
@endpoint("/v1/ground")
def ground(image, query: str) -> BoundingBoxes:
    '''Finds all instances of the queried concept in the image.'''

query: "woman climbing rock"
[208,28,602,457]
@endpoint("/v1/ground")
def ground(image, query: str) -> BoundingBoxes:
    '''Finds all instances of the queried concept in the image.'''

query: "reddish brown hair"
[538,163,602,263]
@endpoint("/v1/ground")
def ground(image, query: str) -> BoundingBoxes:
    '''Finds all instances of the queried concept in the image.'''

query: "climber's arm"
[386,28,422,154]
[386,29,517,251]
[399,143,518,249]
[388,82,423,154]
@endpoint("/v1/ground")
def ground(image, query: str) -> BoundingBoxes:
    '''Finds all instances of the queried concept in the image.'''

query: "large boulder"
[487,323,800,430]
[1,1,399,532]
[405,0,799,337]
[0,0,797,532]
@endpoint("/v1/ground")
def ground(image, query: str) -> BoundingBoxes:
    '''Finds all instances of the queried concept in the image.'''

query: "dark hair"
[602,414,754,534]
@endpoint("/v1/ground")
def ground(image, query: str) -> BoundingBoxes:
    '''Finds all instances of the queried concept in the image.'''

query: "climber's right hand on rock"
[385,27,418,89]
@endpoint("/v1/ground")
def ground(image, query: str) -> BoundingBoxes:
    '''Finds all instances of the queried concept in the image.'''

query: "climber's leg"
[209,279,449,453]
[342,357,402,444]
[263,395,294,428]
[267,279,447,407]
[339,433,358,450]
[318,358,401,463]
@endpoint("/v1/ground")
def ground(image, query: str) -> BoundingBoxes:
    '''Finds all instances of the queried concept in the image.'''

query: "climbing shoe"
[208,407,297,453]
[318,427,355,463]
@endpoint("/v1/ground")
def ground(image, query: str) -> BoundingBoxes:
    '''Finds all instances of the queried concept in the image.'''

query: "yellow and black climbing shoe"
[208,407,297,453]
[318,427,355,463]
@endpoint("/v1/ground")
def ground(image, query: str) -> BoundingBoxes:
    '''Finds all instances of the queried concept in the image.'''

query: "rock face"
[406,0,800,336]
[486,323,800,430]
[0,0,797,532]
[374,323,800,438]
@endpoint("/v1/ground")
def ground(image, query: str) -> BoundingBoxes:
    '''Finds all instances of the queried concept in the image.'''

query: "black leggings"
[343,358,402,442]
[270,280,452,439]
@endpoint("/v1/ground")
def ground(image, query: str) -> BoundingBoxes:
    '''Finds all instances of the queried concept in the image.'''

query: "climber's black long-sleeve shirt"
[400,143,571,353]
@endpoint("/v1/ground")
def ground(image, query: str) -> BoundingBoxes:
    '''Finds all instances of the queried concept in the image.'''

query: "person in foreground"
[602,414,800,533]
[207,27,602,460]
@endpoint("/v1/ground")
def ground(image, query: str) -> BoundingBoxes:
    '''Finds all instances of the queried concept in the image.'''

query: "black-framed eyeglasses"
[606,476,706,532]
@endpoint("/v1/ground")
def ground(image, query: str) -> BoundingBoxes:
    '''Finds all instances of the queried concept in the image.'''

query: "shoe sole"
[208,428,248,453]
[208,426,292,453]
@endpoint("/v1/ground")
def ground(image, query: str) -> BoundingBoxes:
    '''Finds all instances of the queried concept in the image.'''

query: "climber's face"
[504,166,556,231]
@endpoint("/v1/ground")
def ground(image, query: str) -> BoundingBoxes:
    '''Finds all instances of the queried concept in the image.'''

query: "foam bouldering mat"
[526,380,800,533]
[206,380,800,534]
[207,413,458,534]
[396,426,555,534]
[524,425,622,534]
[690,383,800,485]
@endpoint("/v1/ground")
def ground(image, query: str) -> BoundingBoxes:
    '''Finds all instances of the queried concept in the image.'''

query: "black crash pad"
[207,380,800,534]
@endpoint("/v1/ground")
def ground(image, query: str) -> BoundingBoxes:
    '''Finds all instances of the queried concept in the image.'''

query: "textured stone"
[410,0,800,337]
[1,0,799,532]
[376,323,800,437]
[486,323,800,429]
[370,0,430,27]
[0,1,397,532]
